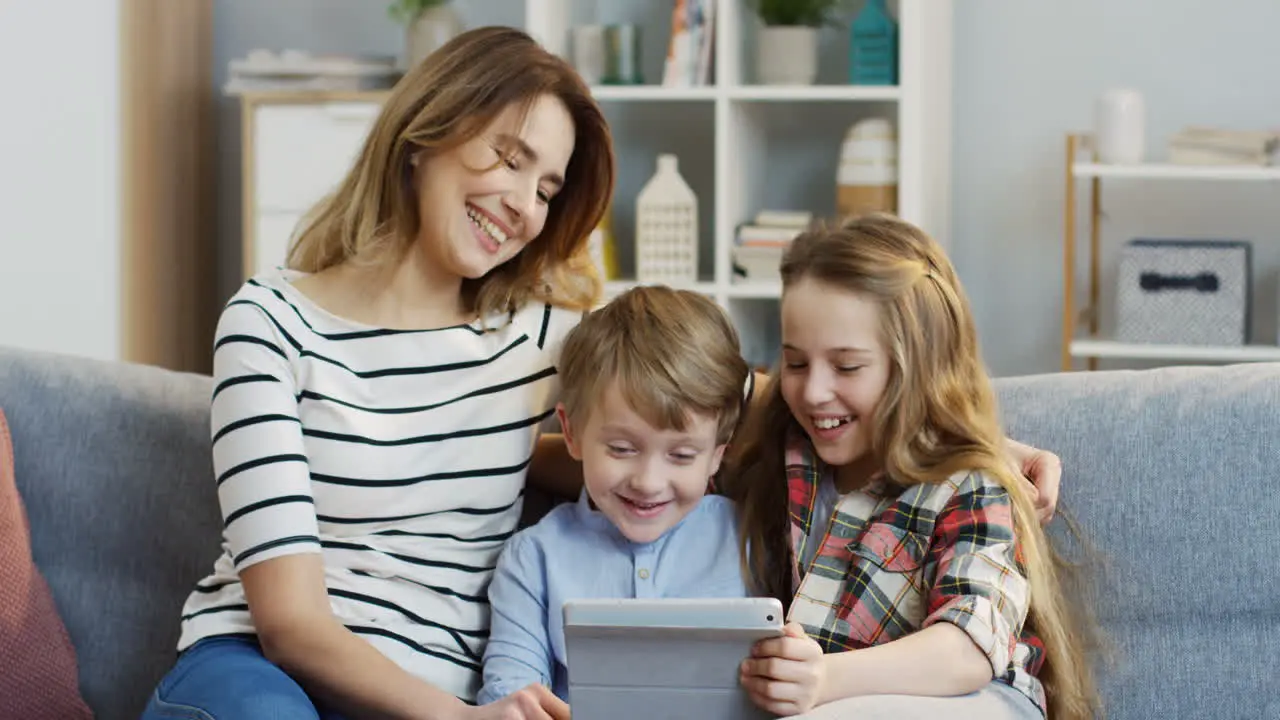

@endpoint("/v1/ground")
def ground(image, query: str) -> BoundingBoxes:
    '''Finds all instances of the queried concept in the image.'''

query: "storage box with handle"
[1115,238,1252,346]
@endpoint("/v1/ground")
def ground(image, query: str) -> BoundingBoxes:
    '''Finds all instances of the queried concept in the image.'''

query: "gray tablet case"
[563,599,783,720]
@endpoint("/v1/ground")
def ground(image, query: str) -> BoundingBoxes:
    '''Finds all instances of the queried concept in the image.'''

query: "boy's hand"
[740,622,826,716]
[468,683,569,720]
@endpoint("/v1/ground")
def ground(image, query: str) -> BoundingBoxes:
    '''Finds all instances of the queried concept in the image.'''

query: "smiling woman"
[138,26,616,720]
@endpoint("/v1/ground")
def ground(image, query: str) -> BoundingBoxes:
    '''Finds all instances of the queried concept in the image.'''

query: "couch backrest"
[996,363,1280,720]
[0,347,221,720]
[3,345,1278,720]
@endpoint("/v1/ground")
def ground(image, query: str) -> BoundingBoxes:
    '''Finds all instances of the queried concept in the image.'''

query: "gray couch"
[1,345,1276,720]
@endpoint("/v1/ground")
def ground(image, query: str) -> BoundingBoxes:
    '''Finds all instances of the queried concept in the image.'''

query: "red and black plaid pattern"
[783,430,1047,715]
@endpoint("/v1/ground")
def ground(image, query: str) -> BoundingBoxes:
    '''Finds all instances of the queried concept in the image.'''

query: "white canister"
[1094,88,1145,164]
[837,118,898,217]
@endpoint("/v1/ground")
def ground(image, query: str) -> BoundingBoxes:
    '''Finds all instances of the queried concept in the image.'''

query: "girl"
[727,214,1100,719]
[141,27,610,720]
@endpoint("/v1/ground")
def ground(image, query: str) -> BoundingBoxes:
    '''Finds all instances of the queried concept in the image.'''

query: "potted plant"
[388,0,463,70]
[749,0,847,85]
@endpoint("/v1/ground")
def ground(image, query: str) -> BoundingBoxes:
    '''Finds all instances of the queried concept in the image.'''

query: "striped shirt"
[177,268,581,701]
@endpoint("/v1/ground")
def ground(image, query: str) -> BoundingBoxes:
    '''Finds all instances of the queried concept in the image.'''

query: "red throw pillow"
[0,408,93,719]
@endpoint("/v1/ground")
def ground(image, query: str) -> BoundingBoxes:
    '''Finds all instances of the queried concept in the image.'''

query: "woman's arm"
[243,556,472,720]
[1006,437,1062,523]
[246,557,568,720]
[212,305,477,720]
[528,432,583,500]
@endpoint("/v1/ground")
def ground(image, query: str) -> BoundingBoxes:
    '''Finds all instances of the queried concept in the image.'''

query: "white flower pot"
[405,3,463,70]
[756,26,819,85]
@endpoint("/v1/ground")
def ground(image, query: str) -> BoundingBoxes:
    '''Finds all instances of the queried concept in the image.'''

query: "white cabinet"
[254,211,305,278]
[240,94,380,278]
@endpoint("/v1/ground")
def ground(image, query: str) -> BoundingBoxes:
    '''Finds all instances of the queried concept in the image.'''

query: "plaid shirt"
[784,432,1047,715]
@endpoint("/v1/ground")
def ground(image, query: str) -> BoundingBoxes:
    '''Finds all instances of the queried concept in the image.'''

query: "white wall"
[0,2,122,361]
[952,0,1280,375]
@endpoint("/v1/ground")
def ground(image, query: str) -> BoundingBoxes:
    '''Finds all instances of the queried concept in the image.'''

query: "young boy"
[476,285,753,705]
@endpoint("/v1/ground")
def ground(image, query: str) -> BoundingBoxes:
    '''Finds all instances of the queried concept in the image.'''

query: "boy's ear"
[708,443,728,478]
[556,403,583,461]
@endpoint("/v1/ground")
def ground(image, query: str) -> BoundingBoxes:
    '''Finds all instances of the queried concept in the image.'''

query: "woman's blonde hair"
[286,26,615,317]
[722,213,1102,720]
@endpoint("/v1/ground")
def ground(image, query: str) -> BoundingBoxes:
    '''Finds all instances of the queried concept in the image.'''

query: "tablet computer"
[562,598,785,720]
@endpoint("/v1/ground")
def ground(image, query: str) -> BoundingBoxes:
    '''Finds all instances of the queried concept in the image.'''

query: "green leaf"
[748,0,850,27]
[387,0,451,26]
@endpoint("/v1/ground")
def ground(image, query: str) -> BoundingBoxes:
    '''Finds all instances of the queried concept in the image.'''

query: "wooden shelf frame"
[1062,132,1280,371]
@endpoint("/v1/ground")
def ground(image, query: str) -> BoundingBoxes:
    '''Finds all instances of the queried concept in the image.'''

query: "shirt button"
[637,568,650,580]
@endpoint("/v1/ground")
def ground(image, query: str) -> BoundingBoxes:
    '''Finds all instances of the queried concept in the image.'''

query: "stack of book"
[661,0,716,87]
[223,50,401,95]
[731,211,813,285]
[1167,126,1280,166]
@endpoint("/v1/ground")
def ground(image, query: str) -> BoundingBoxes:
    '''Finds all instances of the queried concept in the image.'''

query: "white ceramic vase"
[756,26,818,85]
[1094,88,1145,164]
[405,3,463,70]
[635,154,698,283]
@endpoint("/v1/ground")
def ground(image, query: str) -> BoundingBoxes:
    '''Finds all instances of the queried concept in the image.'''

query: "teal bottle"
[849,0,898,85]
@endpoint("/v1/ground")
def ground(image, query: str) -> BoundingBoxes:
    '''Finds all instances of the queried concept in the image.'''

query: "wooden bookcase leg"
[1089,176,1101,371]
[1062,134,1078,371]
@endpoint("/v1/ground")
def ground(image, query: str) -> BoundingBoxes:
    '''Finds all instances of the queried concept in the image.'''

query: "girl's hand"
[467,684,569,720]
[740,622,826,716]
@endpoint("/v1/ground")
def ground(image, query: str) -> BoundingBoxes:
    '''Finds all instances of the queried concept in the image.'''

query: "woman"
[141,27,610,720]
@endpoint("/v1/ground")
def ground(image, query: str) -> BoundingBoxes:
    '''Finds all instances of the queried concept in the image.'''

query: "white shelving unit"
[1069,339,1280,364]
[1062,133,1280,370]
[1073,162,1280,182]
[237,1,952,370]
[528,0,953,367]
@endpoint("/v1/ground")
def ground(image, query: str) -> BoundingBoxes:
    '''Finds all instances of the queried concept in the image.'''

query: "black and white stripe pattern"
[177,269,579,701]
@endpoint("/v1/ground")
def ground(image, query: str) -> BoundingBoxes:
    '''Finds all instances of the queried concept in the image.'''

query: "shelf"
[1070,338,1280,363]
[726,282,782,298]
[727,85,900,102]
[602,280,718,296]
[589,85,900,103]
[1072,162,1280,182]
[590,85,717,102]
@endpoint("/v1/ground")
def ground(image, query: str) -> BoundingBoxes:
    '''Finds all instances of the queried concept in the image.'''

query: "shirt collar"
[785,427,891,530]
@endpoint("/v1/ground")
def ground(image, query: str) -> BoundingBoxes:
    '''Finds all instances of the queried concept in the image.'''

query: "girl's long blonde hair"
[722,213,1102,720]
[286,26,615,317]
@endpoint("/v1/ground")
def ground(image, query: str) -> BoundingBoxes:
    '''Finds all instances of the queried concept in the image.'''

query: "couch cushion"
[0,408,93,719]
[994,363,1280,720]
[0,347,222,720]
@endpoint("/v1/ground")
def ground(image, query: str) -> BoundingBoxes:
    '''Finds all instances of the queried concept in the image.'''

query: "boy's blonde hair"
[558,286,749,444]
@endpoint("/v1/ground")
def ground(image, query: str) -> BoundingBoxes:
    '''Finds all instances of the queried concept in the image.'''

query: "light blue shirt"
[477,491,750,704]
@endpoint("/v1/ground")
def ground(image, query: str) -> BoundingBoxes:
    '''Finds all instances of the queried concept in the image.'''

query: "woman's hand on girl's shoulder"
[739,622,826,717]
[1005,437,1062,524]
[468,683,569,720]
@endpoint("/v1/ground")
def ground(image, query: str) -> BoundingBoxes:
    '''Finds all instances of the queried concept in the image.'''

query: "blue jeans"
[140,636,349,720]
